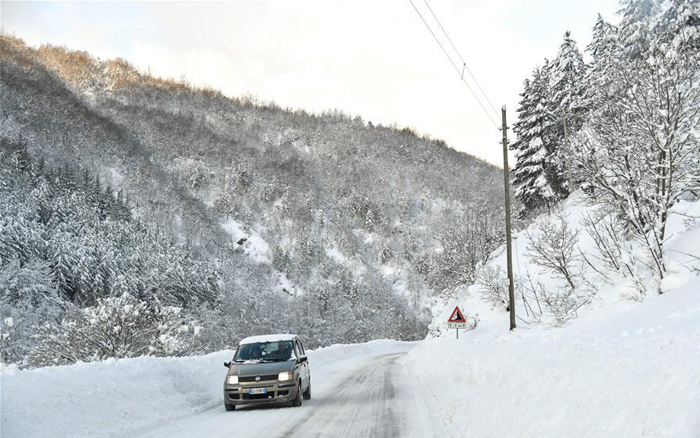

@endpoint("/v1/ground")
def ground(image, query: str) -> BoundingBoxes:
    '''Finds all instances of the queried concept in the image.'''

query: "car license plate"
[249,388,267,395]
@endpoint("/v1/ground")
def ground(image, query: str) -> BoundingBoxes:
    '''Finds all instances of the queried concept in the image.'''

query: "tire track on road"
[276,353,408,438]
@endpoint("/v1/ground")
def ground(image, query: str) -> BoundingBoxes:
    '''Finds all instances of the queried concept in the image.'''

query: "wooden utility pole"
[501,106,516,331]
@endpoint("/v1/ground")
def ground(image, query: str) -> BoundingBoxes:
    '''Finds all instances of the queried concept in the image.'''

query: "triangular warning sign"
[447,306,466,323]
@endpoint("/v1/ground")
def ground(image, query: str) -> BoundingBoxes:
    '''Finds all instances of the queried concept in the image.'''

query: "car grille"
[238,374,278,383]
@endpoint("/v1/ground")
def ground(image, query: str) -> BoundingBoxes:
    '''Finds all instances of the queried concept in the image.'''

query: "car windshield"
[233,341,295,362]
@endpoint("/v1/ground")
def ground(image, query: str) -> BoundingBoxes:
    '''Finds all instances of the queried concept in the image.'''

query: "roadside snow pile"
[0,339,412,438]
[1,350,233,438]
[403,277,700,438]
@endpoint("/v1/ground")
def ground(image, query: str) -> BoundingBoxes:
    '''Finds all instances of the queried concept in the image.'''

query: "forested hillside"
[0,35,506,366]
[449,0,700,330]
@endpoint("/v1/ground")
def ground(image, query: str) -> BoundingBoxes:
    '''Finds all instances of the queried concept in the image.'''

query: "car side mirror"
[224,361,230,368]
[299,356,308,363]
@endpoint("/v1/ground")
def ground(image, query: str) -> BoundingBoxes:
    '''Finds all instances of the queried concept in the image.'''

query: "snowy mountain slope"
[411,192,700,437]
[430,192,700,334]
[0,34,507,352]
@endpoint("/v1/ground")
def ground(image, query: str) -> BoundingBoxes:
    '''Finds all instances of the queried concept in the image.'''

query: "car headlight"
[278,371,293,381]
[226,375,238,385]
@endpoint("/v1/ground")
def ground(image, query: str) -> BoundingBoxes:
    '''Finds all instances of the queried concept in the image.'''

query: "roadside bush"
[476,265,509,310]
[525,209,592,325]
[28,293,200,367]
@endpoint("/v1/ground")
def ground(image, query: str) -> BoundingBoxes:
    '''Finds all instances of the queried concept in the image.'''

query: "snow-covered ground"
[221,218,271,264]
[1,350,235,438]
[3,288,698,438]
[137,341,441,438]
[0,340,418,438]
[414,192,700,437]
[404,277,700,437]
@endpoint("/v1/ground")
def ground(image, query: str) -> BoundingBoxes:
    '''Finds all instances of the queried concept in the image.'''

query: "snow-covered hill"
[0,34,507,354]
[405,276,700,437]
[411,192,700,437]
[430,192,700,333]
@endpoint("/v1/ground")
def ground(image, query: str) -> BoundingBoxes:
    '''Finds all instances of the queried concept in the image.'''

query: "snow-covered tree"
[0,260,64,364]
[617,0,660,60]
[525,209,584,292]
[581,15,620,116]
[28,293,200,367]
[548,31,586,194]
[512,31,585,215]
[525,209,591,324]
[567,0,700,286]
[511,64,556,213]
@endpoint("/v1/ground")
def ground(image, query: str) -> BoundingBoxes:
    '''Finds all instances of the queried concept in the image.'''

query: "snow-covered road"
[3,340,452,438]
[137,349,439,438]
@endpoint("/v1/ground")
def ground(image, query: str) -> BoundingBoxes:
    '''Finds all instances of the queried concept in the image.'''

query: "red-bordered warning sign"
[447,306,466,323]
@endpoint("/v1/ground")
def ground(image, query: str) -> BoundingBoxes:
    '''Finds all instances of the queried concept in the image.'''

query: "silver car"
[223,334,311,411]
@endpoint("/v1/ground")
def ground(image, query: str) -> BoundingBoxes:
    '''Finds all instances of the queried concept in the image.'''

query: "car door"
[296,339,309,389]
[303,340,311,385]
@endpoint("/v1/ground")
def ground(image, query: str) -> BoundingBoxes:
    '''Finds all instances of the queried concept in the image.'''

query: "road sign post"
[447,306,467,339]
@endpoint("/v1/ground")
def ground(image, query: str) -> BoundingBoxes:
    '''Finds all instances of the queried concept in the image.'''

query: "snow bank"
[0,351,233,438]
[302,339,414,368]
[404,277,700,438]
[0,339,412,438]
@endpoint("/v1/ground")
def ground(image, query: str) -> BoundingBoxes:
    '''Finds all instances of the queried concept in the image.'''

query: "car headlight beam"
[278,371,293,381]
[226,375,238,385]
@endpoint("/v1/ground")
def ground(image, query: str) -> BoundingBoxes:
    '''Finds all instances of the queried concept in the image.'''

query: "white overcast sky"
[1,0,620,166]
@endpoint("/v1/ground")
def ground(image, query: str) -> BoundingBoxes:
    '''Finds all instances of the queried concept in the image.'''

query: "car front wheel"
[224,402,236,411]
[292,381,302,407]
[303,380,311,400]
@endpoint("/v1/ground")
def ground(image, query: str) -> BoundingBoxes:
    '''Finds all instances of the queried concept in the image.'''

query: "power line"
[423,0,500,120]
[408,0,499,129]
[409,0,498,128]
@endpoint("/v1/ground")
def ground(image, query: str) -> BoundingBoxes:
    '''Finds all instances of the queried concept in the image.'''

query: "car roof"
[238,334,298,345]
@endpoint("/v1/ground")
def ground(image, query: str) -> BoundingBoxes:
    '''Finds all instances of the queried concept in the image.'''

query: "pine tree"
[582,15,620,110]
[550,32,586,124]
[548,31,585,195]
[511,64,556,213]
[655,0,700,60]
[591,15,620,62]
[12,137,32,173]
[618,0,659,60]
[113,189,132,221]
